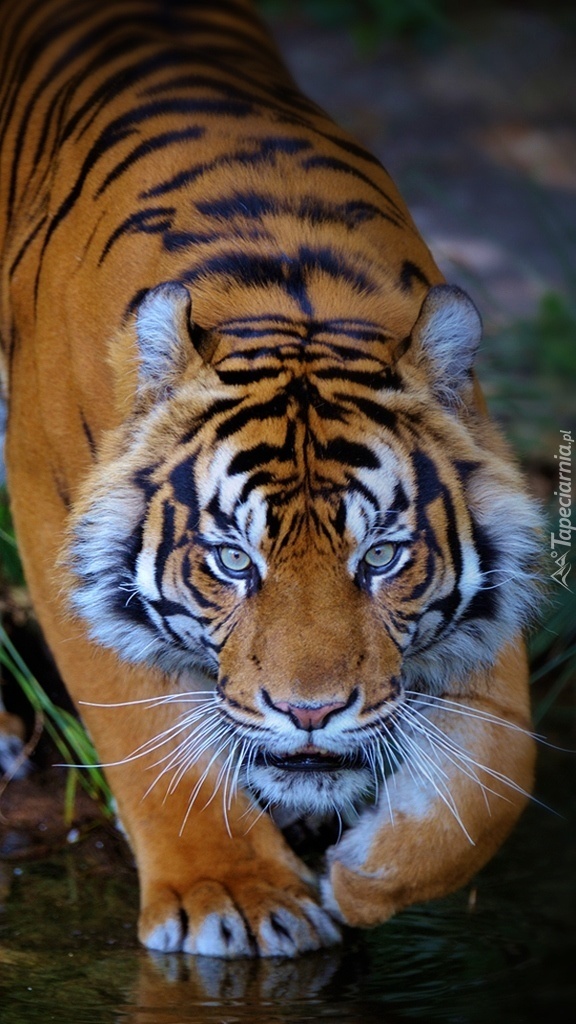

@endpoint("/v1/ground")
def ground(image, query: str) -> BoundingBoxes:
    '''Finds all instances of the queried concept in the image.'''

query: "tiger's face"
[70,283,540,816]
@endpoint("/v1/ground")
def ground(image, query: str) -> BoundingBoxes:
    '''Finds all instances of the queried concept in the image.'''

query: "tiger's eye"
[363,542,397,570]
[218,545,253,574]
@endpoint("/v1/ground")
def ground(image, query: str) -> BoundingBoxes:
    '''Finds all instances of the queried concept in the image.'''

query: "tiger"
[0,0,542,958]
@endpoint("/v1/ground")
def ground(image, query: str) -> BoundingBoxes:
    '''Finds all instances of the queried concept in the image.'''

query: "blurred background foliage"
[260,0,576,42]
[261,0,452,45]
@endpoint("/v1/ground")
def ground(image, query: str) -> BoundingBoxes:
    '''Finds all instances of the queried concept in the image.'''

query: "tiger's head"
[69,282,541,816]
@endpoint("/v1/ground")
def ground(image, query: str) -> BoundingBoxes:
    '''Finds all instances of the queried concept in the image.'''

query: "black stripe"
[408,549,436,601]
[197,191,280,220]
[239,470,276,505]
[319,321,392,342]
[155,501,177,595]
[184,247,374,318]
[316,367,401,390]
[301,155,404,226]
[316,437,380,471]
[9,214,47,277]
[197,191,386,230]
[142,136,312,199]
[147,601,197,652]
[215,394,289,441]
[8,10,221,214]
[3,1,98,217]
[400,259,430,292]
[218,327,300,341]
[342,476,380,512]
[454,459,481,482]
[170,456,200,530]
[95,124,205,197]
[411,449,465,628]
[215,367,282,386]
[61,47,213,148]
[460,519,498,622]
[377,481,411,528]
[343,395,398,431]
[182,552,223,612]
[108,212,217,264]
[80,411,96,457]
[321,131,387,170]
[228,441,294,477]
[35,122,136,296]
[179,397,244,445]
[308,503,337,546]
[411,449,444,515]
[141,70,285,104]
[99,205,176,264]
[205,493,232,534]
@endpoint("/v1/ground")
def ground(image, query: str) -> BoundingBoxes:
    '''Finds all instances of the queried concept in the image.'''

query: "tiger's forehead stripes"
[148,376,479,593]
[124,338,427,572]
[213,324,398,363]
[157,390,419,568]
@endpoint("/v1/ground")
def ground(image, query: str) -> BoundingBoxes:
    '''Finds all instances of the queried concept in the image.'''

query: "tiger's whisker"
[405,690,540,738]
[78,691,217,709]
[401,708,498,813]
[393,724,475,843]
[371,741,395,825]
[178,740,235,835]
[399,702,557,815]
[160,722,233,792]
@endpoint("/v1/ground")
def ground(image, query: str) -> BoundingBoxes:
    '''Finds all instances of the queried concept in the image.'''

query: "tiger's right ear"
[134,281,205,399]
[410,284,482,409]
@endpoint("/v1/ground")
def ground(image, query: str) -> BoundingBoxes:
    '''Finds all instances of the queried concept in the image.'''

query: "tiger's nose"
[272,700,348,731]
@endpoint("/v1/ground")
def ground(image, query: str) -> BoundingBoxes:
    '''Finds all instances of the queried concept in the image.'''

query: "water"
[1,737,573,1024]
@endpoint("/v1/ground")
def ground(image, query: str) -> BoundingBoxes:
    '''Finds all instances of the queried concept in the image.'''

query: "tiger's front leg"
[132,765,343,958]
[72,660,341,959]
[322,643,535,927]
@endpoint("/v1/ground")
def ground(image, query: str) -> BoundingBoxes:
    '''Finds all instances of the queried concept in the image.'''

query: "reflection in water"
[123,948,351,1023]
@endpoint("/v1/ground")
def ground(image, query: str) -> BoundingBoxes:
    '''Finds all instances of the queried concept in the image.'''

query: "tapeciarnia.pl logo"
[549,429,574,591]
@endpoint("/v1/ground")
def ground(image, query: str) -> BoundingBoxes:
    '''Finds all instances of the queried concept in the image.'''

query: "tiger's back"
[0,0,540,958]
[1,0,439,453]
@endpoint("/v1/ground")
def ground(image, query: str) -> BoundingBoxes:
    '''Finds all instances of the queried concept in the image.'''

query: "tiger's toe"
[139,879,342,958]
[139,891,187,953]
[257,899,342,957]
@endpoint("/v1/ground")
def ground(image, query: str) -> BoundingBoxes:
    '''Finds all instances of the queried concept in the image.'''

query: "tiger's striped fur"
[0,0,541,956]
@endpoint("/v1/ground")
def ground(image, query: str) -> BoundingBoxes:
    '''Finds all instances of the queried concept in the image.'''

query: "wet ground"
[1,5,575,1023]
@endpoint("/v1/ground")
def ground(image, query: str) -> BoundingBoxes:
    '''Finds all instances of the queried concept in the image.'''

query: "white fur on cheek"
[135,546,161,601]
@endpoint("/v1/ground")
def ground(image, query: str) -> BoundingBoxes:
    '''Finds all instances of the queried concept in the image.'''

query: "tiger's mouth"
[255,746,368,773]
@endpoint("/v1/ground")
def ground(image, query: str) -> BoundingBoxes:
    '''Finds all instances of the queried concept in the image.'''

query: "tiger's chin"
[247,747,374,816]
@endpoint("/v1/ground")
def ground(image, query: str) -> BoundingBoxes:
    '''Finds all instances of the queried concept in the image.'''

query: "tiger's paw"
[139,878,342,958]
[319,816,405,928]
[321,859,398,929]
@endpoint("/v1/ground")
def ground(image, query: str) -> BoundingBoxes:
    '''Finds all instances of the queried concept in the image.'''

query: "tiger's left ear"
[134,281,208,399]
[411,284,482,408]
